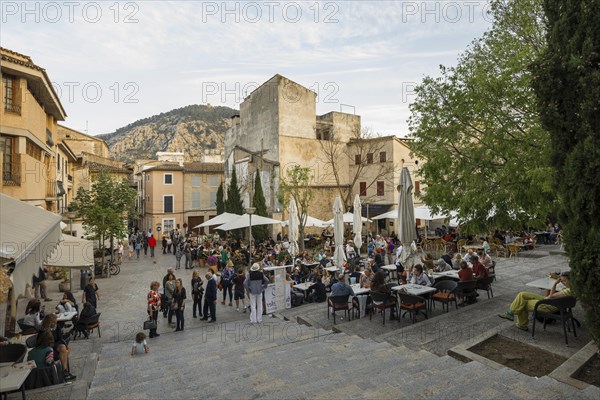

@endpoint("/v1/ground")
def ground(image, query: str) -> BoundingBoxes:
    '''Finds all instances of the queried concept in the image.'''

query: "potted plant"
[57,267,71,292]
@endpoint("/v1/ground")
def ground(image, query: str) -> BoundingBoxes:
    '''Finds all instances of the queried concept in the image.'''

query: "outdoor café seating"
[532,295,577,345]
[370,292,396,326]
[398,292,428,323]
[475,276,495,299]
[431,280,458,312]
[327,295,351,324]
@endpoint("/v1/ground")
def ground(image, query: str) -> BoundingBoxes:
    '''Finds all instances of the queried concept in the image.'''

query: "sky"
[1,1,493,137]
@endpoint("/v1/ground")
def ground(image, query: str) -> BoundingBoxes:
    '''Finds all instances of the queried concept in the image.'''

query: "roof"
[183,162,224,173]
[58,124,108,144]
[0,47,67,120]
[144,163,184,172]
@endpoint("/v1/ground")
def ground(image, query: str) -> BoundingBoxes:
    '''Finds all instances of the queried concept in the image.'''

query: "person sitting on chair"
[498,271,572,331]
[73,302,97,338]
[41,314,76,381]
[330,274,355,297]
[408,264,432,286]
[308,277,327,303]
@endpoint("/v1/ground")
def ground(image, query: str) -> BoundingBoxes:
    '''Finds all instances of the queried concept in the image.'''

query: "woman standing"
[191,270,203,318]
[172,279,186,331]
[147,281,161,338]
[220,260,235,306]
[164,273,176,326]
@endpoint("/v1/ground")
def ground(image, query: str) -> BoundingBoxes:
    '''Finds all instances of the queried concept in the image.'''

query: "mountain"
[98,104,238,162]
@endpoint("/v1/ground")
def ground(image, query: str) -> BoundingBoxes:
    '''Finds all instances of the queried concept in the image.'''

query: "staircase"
[88,319,599,399]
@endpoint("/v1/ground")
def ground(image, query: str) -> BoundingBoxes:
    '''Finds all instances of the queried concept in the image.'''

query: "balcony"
[4,103,21,115]
[46,179,57,198]
[2,156,21,186]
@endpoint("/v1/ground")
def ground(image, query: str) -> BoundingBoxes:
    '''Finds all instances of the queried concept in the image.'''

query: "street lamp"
[66,211,77,237]
[246,207,256,266]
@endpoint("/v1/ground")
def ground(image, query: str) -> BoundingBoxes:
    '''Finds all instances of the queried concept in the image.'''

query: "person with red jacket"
[148,234,157,257]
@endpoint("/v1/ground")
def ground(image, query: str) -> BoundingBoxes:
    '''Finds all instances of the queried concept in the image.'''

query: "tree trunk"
[3,287,16,337]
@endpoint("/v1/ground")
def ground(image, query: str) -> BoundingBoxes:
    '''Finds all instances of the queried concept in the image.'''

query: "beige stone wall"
[277,76,316,141]
[183,171,222,211]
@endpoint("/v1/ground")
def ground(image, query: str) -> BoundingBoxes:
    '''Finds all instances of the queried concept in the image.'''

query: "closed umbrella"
[397,166,417,248]
[288,199,300,259]
[333,196,346,270]
[353,195,363,252]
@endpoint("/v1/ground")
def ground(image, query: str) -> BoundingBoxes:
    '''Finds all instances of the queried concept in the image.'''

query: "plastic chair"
[75,313,101,339]
[431,280,458,312]
[370,291,397,325]
[327,295,350,324]
[352,295,373,319]
[532,296,577,345]
[456,280,478,305]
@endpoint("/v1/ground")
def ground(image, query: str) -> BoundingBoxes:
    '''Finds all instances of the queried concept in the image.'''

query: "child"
[131,332,149,355]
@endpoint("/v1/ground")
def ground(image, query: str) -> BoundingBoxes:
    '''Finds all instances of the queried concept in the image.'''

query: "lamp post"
[66,211,76,237]
[246,207,256,266]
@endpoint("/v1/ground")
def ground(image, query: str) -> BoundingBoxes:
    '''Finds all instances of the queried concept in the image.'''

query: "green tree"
[252,170,269,241]
[225,168,243,215]
[408,0,553,233]
[277,165,314,251]
[216,182,225,214]
[71,170,137,276]
[532,0,600,345]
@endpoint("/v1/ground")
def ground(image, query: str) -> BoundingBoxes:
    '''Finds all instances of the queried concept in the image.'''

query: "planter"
[58,281,71,292]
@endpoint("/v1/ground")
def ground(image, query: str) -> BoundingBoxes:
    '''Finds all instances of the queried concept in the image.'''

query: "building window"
[355,154,361,165]
[210,175,218,187]
[192,192,201,209]
[359,182,367,197]
[1,135,19,185]
[367,153,373,164]
[57,154,61,171]
[380,152,387,163]
[210,191,217,208]
[191,175,201,187]
[2,74,20,114]
[414,181,420,195]
[26,140,42,160]
[377,181,384,196]
[164,174,173,184]
[163,195,174,213]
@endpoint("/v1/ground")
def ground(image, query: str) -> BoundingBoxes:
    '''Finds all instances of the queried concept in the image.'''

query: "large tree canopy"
[532,0,600,345]
[408,0,553,233]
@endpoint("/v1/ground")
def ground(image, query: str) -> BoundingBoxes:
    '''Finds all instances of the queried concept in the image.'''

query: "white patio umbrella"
[397,167,417,246]
[325,212,369,225]
[194,212,241,229]
[281,215,329,228]
[288,199,300,259]
[353,195,363,251]
[332,196,346,270]
[215,214,282,231]
[413,206,448,221]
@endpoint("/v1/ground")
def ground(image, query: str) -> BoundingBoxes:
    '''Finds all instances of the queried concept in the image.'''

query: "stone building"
[224,74,422,235]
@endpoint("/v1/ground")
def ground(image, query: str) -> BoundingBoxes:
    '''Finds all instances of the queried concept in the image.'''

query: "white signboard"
[264,283,291,314]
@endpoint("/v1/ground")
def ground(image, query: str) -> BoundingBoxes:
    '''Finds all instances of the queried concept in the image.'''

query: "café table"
[432,270,460,281]
[380,264,398,281]
[0,361,35,400]
[350,284,370,318]
[462,244,484,252]
[526,277,565,291]
[392,284,437,297]
[293,282,315,299]
[324,266,340,274]
[57,311,78,322]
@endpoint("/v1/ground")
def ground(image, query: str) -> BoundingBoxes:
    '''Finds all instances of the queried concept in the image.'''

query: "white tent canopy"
[194,212,241,229]
[325,212,370,226]
[0,194,62,298]
[372,206,452,222]
[215,214,283,231]
[45,235,94,268]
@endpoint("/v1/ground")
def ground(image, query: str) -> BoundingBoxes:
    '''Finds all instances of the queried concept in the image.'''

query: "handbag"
[143,319,157,330]
[171,300,179,311]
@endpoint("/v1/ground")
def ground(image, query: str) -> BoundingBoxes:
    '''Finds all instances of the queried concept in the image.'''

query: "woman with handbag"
[191,270,204,318]
[172,279,186,332]
[147,281,161,338]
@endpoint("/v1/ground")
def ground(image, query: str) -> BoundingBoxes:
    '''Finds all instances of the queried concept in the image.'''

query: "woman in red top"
[458,261,474,281]
[147,281,161,338]
[148,234,157,257]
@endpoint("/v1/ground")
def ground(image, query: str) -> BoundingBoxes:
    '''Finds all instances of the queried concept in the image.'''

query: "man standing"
[32,266,52,302]
[184,240,192,269]
[82,277,99,309]
[148,234,157,257]
[202,271,217,322]
[244,263,269,324]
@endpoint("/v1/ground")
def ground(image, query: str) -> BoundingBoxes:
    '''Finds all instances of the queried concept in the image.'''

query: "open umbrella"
[397,167,417,267]
[215,214,282,231]
[194,212,241,229]
[333,196,346,270]
[288,199,300,259]
[353,195,363,251]
[324,212,370,225]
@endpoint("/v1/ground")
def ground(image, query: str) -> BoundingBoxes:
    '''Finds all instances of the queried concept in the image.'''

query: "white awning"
[215,214,283,231]
[1,194,62,297]
[194,212,241,229]
[45,235,94,268]
[324,212,370,226]
[281,215,329,228]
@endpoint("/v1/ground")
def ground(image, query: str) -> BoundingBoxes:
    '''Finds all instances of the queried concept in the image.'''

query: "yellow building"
[183,162,224,235]
[1,47,67,211]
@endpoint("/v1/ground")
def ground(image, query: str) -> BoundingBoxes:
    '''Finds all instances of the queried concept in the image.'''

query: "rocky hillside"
[98,104,238,162]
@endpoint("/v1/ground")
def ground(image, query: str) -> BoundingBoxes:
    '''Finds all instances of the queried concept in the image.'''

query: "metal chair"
[74,313,101,339]
[456,280,478,305]
[397,292,428,323]
[475,276,494,298]
[370,291,397,325]
[532,296,577,345]
[327,295,350,324]
[431,280,458,312]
